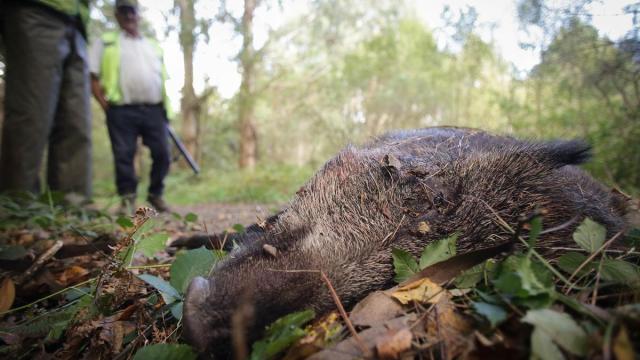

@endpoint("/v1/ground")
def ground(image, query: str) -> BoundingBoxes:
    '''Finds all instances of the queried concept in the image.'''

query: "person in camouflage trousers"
[0,0,92,200]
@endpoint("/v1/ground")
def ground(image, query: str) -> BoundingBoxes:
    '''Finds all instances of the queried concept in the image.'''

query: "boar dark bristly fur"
[182,127,628,357]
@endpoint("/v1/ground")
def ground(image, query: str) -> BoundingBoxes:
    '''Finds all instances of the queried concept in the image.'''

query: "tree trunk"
[238,0,258,169]
[177,0,199,162]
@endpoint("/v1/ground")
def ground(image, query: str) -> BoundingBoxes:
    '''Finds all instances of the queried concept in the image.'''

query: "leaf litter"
[0,193,639,359]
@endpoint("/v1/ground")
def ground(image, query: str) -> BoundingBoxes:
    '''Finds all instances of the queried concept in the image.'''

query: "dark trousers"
[106,105,170,197]
[0,2,92,197]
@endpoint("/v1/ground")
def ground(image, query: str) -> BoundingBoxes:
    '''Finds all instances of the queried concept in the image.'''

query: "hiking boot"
[147,194,170,213]
[118,193,137,215]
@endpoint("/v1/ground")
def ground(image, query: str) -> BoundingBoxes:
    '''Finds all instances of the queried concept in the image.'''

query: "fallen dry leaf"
[391,278,446,305]
[57,265,89,286]
[425,296,473,359]
[350,291,404,327]
[613,326,634,360]
[0,277,15,313]
[376,327,413,360]
[417,221,430,234]
[283,312,342,360]
[402,241,513,285]
[308,314,418,360]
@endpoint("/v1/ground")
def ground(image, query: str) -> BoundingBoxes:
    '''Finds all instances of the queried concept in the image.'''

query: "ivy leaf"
[250,309,315,360]
[522,309,587,356]
[392,248,419,283]
[132,344,196,360]
[573,218,606,253]
[419,234,458,269]
[472,302,507,327]
[170,247,221,293]
[138,274,181,305]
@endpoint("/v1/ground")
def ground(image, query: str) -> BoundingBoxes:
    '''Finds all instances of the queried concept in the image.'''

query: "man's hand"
[90,75,109,112]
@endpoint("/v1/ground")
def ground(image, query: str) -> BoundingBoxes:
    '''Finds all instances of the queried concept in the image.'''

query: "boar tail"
[542,139,592,167]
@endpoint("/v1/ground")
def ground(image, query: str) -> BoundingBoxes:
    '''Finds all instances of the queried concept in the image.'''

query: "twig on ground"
[266,268,369,357]
[319,271,369,357]
[539,215,580,235]
[0,277,97,316]
[15,240,63,286]
[591,255,605,305]
[564,232,623,294]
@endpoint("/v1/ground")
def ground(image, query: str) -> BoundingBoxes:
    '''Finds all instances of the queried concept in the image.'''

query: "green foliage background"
[87,0,640,205]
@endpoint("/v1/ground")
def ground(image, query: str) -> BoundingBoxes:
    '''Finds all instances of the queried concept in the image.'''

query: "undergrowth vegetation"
[92,165,314,208]
[0,195,639,359]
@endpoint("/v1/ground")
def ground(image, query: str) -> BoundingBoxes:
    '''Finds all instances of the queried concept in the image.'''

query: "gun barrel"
[167,126,201,175]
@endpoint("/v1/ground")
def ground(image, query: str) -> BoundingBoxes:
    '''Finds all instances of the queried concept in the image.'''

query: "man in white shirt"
[89,0,171,213]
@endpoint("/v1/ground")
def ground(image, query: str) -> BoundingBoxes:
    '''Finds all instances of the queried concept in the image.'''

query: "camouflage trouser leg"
[0,3,92,198]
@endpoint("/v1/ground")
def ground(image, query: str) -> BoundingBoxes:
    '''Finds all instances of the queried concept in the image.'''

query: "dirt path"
[172,203,283,233]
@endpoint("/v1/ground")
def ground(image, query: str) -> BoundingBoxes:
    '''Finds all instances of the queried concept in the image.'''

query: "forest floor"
[1,194,639,360]
[172,202,277,234]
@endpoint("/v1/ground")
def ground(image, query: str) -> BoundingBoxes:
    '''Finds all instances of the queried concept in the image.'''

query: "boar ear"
[538,139,591,167]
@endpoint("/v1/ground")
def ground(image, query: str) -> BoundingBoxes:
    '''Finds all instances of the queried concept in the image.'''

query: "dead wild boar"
[181,127,628,357]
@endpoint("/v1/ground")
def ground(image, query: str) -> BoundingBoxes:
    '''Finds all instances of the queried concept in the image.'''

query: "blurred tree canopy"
[3,0,636,200]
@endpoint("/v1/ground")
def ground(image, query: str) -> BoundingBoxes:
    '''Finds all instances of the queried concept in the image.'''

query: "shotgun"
[167,126,200,175]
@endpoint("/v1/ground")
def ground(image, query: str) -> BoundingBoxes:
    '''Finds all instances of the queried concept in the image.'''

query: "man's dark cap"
[115,0,138,9]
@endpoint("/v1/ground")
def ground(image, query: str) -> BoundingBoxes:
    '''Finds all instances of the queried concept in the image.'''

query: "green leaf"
[132,344,197,360]
[624,228,640,247]
[573,218,606,253]
[136,232,169,258]
[116,216,134,229]
[170,247,220,293]
[392,248,419,283]
[472,302,507,327]
[556,252,590,276]
[522,309,587,356]
[138,274,181,304]
[527,216,542,248]
[170,301,183,320]
[250,309,315,360]
[530,327,565,360]
[494,255,553,299]
[454,259,498,288]
[600,259,640,287]
[232,223,246,233]
[0,245,27,260]
[132,219,157,242]
[527,216,543,248]
[419,234,457,269]
[184,212,198,223]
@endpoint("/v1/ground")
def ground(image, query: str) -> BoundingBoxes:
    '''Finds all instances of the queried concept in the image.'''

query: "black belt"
[111,103,163,108]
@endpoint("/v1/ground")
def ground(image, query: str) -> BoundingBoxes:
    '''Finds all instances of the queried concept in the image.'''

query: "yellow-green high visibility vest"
[99,31,174,118]
[34,0,90,30]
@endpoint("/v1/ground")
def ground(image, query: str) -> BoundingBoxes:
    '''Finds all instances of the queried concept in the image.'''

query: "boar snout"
[183,277,217,354]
